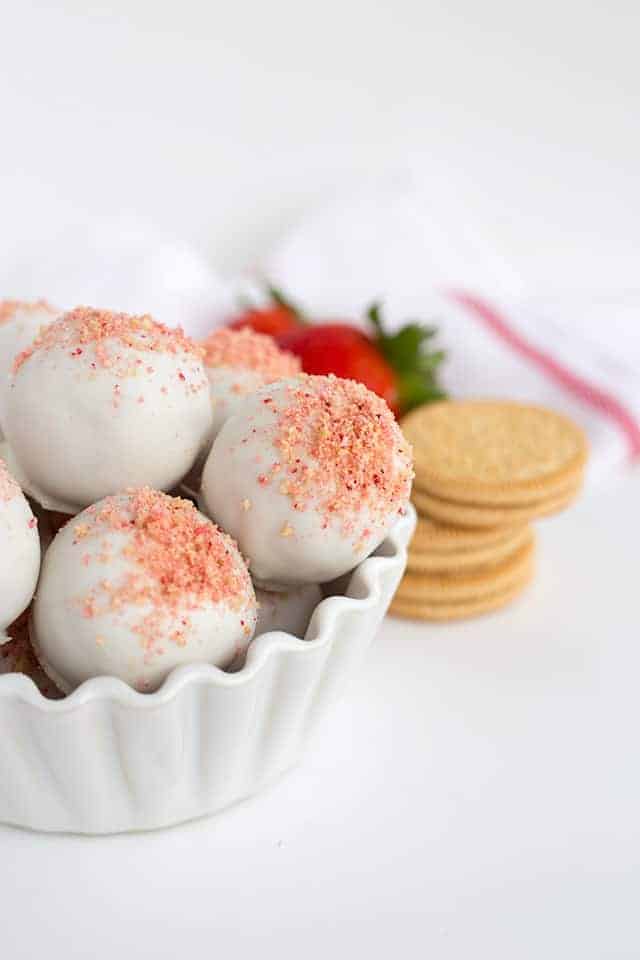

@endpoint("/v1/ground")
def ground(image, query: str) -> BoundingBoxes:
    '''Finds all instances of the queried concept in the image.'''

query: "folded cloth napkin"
[263,180,640,487]
[0,213,234,336]
[2,187,638,487]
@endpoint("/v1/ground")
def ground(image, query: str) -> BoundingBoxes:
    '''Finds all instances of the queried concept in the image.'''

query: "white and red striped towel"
[263,181,640,487]
[1,187,638,487]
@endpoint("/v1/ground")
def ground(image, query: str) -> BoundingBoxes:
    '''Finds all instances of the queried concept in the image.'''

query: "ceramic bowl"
[0,506,415,835]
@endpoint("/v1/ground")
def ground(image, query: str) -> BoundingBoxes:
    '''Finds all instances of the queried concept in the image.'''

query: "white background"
[1,3,639,957]
[1,0,639,292]
[2,472,640,958]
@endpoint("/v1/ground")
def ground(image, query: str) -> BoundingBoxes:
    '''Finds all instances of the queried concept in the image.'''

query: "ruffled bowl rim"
[0,506,415,713]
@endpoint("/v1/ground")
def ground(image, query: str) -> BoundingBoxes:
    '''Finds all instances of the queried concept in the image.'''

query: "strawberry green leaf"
[367,302,446,415]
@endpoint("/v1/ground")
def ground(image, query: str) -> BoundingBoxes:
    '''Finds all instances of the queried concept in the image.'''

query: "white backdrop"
[1,0,639,294]
[1,6,640,959]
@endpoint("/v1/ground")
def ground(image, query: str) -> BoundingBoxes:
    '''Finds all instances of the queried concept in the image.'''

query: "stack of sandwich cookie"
[394,400,588,621]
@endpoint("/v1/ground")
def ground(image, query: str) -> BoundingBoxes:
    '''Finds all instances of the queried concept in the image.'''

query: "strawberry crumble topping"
[74,489,252,653]
[0,299,56,326]
[13,306,203,376]
[261,375,413,533]
[200,327,301,380]
[0,459,20,503]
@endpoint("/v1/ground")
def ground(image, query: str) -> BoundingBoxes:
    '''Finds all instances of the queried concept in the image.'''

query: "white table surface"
[1,468,638,959]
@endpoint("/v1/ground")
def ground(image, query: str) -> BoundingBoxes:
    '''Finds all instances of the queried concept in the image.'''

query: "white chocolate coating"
[205,366,266,451]
[254,584,322,638]
[31,493,257,693]
[226,582,321,671]
[4,327,212,513]
[200,377,412,588]
[0,302,57,438]
[0,479,41,641]
[199,326,301,465]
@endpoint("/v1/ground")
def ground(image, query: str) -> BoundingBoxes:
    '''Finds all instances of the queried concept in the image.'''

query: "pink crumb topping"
[74,489,252,653]
[260,375,413,533]
[0,458,21,503]
[13,306,203,375]
[200,327,301,380]
[0,299,56,327]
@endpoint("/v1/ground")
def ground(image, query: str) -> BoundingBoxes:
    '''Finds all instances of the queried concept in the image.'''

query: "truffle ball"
[0,299,57,436]
[200,326,301,451]
[201,374,413,588]
[4,307,212,513]
[0,459,41,640]
[31,488,257,692]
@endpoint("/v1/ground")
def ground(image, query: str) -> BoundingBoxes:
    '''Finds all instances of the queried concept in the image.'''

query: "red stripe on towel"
[450,290,640,460]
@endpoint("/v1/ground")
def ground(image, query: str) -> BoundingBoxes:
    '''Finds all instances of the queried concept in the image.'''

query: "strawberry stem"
[267,285,305,320]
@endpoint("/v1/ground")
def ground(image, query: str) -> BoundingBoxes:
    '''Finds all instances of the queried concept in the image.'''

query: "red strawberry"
[227,286,446,416]
[279,303,446,417]
[228,287,302,338]
[278,322,400,413]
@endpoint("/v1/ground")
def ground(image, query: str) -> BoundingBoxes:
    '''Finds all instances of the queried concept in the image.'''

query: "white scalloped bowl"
[0,506,415,835]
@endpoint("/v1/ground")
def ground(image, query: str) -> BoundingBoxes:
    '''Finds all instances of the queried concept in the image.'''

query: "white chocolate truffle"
[0,459,41,641]
[255,584,322,638]
[201,374,413,588]
[4,307,213,513]
[0,299,57,437]
[32,489,257,693]
[200,327,301,450]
